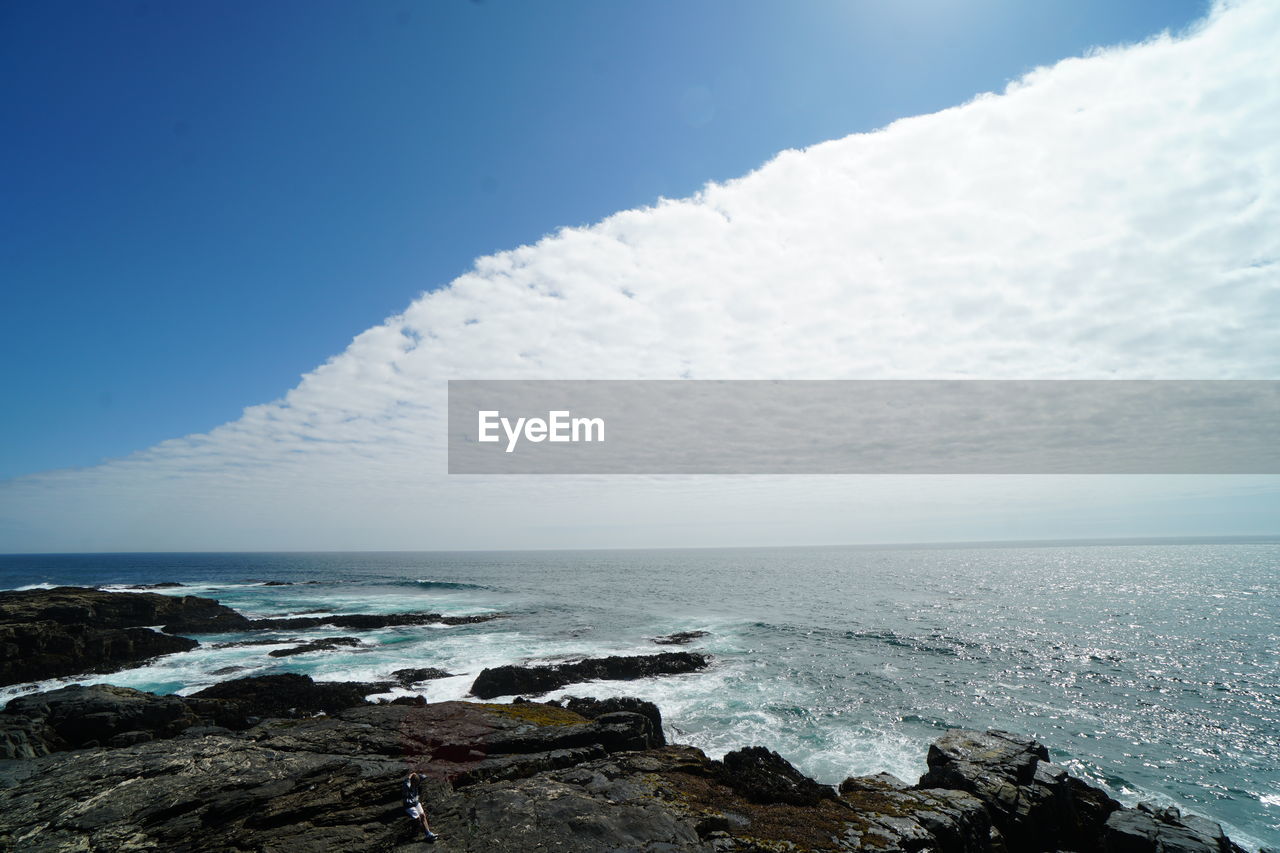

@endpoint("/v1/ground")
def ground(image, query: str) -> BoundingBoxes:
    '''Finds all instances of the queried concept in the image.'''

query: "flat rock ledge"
[471,651,710,699]
[0,679,1250,852]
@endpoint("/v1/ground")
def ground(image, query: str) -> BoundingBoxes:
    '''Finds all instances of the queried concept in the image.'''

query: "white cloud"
[3,0,1279,551]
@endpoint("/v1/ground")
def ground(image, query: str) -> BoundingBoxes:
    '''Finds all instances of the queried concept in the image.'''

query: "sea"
[1,540,1277,850]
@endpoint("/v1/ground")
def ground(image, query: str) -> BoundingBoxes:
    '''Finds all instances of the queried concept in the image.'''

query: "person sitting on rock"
[402,771,438,843]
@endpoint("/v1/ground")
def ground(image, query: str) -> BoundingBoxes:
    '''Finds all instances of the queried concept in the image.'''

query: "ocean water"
[1,541,1277,849]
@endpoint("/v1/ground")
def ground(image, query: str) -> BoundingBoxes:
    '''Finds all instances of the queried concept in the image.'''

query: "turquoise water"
[2,541,1277,849]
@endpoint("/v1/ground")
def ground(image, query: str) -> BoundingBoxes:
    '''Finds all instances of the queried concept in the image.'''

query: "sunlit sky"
[3,0,1208,479]
[5,0,1278,554]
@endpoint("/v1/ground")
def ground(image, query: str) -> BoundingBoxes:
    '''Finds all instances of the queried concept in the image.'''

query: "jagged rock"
[471,651,709,699]
[553,695,667,746]
[267,636,362,657]
[1102,803,1247,853]
[838,782,993,852]
[718,745,836,806]
[0,586,250,685]
[653,630,710,645]
[920,729,1245,853]
[391,667,455,686]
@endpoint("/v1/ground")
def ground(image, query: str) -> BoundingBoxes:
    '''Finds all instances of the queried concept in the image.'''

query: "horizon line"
[3,532,1278,559]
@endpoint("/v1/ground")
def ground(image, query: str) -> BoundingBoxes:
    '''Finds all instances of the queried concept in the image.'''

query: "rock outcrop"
[719,745,837,806]
[0,586,246,686]
[551,695,667,746]
[471,651,710,699]
[654,630,710,645]
[163,610,498,634]
[0,675,392,757]
[1,684,215,754]
[391,667,455,686]
[188,672,386,720]
[918,729,1247,853]
[0,586,503,687]
[267,636,362,657]
[0,684,1251,853]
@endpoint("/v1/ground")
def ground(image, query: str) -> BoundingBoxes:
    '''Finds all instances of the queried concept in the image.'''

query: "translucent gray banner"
[447,380,1279,474]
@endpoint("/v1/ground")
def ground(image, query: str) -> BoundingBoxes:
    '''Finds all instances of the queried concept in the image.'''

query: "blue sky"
[1,0,1211,480]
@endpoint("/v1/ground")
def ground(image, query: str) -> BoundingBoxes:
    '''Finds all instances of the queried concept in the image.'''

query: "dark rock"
[174,610,500,634]
[0,585,252,635]
[390,666,454,686]
[653,630,709,645]
[1102,803,1247,853]
[554,695,666,746]
[0,700,672,852]
[0,585,220,627]
[190,673,376,720]
[211,637,295,648]
[0,623,198,688]
[260,581,291,586]
[0,707,1250,853]
[119,582,185,590]
[471,651,709,699]
[2,684,210,750]
[718,745,836,806]
[0,712,55,759]
[0,586,248,685]
[840,782,993,852]
[105,730,154,747]
[840,771,911,793]
[267,636,362,657]
[256,612,498,630]
[920,729,1244,853]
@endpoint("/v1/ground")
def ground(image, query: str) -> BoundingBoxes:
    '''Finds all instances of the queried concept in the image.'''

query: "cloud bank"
[3,0,1279,551]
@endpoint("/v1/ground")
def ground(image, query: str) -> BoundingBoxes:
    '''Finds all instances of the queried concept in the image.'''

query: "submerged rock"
[170,610,500,633]
[470,651,709,699]
[267,636,362,657]
[653,630,710,645]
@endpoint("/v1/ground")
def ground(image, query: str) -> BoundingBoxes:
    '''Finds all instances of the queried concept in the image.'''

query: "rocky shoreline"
[0,677,1251,852]
[0,586,1259,851]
